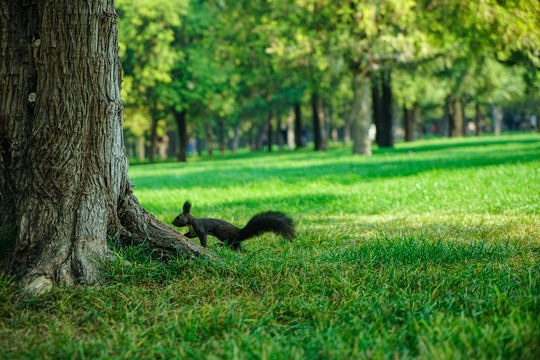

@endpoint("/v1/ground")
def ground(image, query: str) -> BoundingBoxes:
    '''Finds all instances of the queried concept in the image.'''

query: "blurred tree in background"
[117,0,540,160]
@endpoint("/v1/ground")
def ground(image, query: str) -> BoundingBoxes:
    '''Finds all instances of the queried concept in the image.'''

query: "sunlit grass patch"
[1,133,539,359]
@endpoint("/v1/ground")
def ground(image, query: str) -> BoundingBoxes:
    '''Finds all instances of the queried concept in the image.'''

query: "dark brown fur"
[172,201,295,250]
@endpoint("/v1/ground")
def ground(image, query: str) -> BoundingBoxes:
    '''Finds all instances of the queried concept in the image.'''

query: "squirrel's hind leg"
[229,242,243,250]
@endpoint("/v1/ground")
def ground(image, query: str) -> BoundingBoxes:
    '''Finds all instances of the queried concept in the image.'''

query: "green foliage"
[116,0,539,155]
[1,134,539,358]
[117,0,187,105]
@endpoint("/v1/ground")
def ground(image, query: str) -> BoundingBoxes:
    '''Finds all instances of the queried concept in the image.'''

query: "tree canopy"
[117,0,540,159]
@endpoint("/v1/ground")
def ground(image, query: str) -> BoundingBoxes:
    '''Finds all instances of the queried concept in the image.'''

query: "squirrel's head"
[172,201,193,227]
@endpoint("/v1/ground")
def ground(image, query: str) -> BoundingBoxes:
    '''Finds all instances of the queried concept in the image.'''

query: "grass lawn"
[1,133,539,359]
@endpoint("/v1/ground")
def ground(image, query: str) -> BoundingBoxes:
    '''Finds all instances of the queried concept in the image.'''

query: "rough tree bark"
[350,71,372,155]
[0,0,206,296]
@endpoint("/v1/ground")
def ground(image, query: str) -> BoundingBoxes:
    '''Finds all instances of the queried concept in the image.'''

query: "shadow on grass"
[131,141,539,191]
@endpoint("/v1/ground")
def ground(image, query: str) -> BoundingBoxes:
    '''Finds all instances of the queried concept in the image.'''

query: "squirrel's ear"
[183,201,192,214]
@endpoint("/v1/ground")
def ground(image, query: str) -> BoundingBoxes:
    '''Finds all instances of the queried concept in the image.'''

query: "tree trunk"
[267,107,273,152]
[331,127,339,145]
[311,92,322,150]
[474,103,483,136]
[277,114,285,150]
[492,104,503,136]
[441,97,450,137]
[286,109,295,150]
[448,95,464,137]
[371,75,383,146]
[350,71,372,155]
[149,117,158,162]
[137,136,145,161]
[416,112,424,139]
[458,97,466,136]
[311,92,327,151]
[218,120,226,154]
[255,121,267,151]
[319,101,328,150]
[157,133,169,160]
[404,105,417,142]
[0,0,206,296]
[294,102,303,149]
[230,121,241,153]
[378,71,394,147]
[344,103,353,145]
[173,108,187,162]
[446,95,455,137]
[205,122,214,155]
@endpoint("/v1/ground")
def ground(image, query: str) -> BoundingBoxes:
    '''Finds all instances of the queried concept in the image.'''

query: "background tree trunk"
[371,75,383,146]
[311,92,324,151]
[149,118,158,162]
[294,102,303,149]
[310,92,328,151]
[474,103,483,136]
[448,94,464,137]
[230,121,241,153]
[173,108,187,162]
[350,71,372,155]
[404,105,417,142]
[286,109,295,150]
[267,107,273,152]
[378,71,394,147]
[441,97,450,137]
[0,0,205,295]
[446,95,456,137]
[343,103,353,145]
[218,120,226,154]
[137,136,146,161]
[276,113,285,150]
[255,121,267,151]
[205,122,214,155]
[492,104,503,135]
[458,97,466,136]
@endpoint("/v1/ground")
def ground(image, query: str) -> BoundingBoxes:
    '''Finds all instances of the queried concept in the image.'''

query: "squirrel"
[172,201,295,250]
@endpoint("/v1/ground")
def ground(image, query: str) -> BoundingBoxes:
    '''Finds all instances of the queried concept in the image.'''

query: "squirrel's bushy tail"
[234,211,295,243]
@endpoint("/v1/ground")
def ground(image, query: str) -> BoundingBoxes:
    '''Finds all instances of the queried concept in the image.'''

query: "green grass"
[1,133,539,359]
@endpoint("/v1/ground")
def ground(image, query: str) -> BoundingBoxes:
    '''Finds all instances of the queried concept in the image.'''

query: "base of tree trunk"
[0,0,210,299]
[8,185,209,299]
